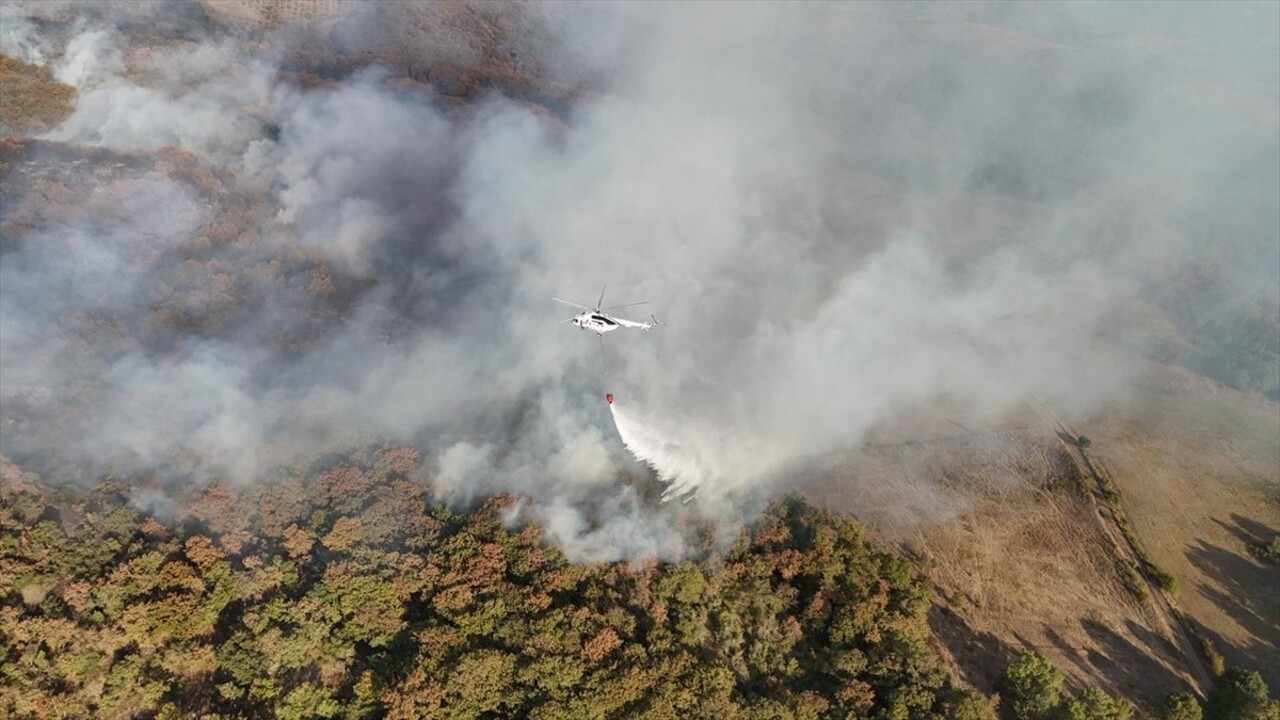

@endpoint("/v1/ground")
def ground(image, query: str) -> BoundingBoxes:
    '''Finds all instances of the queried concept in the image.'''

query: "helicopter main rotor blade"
[553,297,592,311]
[601,301,647,311]
[596,285,607,311]
[560,316,578,323]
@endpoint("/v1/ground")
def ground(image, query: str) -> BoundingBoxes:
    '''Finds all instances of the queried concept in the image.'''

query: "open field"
[1083,363,1280,687]
[785,349,1279,704]
[785,415,1206,708]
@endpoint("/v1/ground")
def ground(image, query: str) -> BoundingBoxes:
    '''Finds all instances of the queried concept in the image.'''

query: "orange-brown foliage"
[582,627,622,663]
[374,446,423,476]
[282,523,314,559]
[183,535,225,572]
[464,543,507,588]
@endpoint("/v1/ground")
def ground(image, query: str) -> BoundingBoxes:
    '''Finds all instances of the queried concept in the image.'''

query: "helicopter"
[554,286,660,336]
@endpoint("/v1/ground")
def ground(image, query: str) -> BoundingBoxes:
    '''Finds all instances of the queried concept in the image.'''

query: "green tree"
[277,683,341,720]
[441,649,518,718]
[1057,687,1133,720]
[1205,668,1278,720]
[941,688,1001,720]
[1158,692,1203,720]
[1002,652,1064,720]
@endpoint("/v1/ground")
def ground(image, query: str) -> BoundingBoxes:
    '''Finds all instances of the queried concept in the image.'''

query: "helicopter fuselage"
[571,313,622,334]
[570,311,657,335]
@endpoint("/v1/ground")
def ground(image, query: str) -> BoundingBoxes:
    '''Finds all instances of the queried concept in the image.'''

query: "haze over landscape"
[0,2,1276,718]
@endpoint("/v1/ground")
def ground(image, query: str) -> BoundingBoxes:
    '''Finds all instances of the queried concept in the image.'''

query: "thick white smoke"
[0,4,50,65]
[1,2,1275,559]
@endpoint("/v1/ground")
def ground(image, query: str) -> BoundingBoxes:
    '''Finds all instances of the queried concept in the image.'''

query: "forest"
[2,446,997,719]
[5,447,1272,719]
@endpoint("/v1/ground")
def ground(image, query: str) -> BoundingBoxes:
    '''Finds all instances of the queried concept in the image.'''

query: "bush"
[1150,566,1180,596]
[942,688,1001,720]
[1177,611,1226,678]
[1002,652,1064,720]
[1118,563,1149,603]
[1158,691,1203,720]
[1251,536,1280,565]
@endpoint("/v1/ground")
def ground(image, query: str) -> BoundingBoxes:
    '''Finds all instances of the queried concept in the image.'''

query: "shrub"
[945,689,1000,720]
[1250,536,1280,565]
[1118,563,1149,602]
[1150,566,1180,596]
[1175,611,1225,678]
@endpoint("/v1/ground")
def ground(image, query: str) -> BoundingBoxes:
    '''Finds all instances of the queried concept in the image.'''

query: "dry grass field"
[1082,363,1280,688]
[784,346,1279,706]
[786,418,1208,708]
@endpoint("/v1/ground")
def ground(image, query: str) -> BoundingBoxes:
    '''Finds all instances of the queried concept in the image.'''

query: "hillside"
[1,455,999,719]
[0,2,1276,717]
[784,342,1279,711]
[1083,364,1280,689]
[787,418,1201,707]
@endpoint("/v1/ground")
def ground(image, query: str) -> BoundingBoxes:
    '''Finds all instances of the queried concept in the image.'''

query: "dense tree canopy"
[1204,668,1280,720]
[0,447,994,719]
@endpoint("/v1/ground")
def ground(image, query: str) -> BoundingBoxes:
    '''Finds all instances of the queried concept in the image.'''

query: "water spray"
[608,399,705,502]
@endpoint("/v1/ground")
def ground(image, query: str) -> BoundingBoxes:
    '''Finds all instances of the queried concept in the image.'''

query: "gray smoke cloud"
[0,4,50,65]
[0,1,1276,559]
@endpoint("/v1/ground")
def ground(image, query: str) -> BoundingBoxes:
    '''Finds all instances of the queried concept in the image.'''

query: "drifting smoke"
[0,4,50,65]
[0,1,1276,558]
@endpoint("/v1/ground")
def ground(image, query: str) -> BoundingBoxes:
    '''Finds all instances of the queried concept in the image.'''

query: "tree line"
[4,445,1273,718]
[2,447,993,719]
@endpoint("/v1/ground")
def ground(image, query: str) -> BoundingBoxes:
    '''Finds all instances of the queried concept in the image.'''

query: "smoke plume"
[0,1,1275,559]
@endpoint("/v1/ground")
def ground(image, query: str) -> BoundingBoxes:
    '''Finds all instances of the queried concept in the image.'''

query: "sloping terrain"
[1,3,1275,713]
[784,416,1208,709]
[784,336,1279,709]
[1083,365,1280,688]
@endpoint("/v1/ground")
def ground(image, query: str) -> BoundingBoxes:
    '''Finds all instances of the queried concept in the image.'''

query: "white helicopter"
[555,286,660,336]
